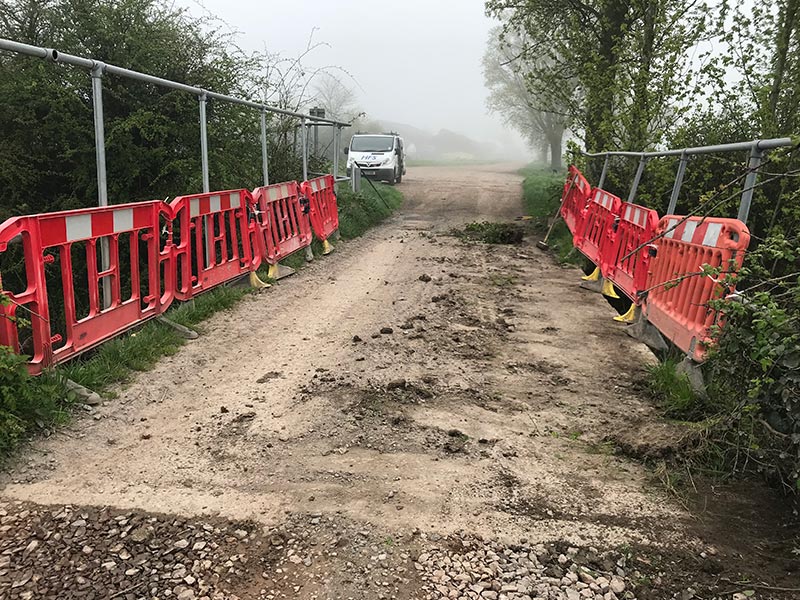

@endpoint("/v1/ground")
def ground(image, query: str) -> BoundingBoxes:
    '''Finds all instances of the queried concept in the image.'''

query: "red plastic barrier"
[0,202,174,373]
[644,216,750,362]
[301,175,339,241]
[171,189,260,301]
[576,188,621,266]
[601,202,659,303]
[560,166,592,237]
[251,181,312,264]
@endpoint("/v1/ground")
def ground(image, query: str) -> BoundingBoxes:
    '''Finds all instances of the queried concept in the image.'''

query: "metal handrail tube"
[584,137,793,159]
[0,38,350,126]
[582,137,796,224]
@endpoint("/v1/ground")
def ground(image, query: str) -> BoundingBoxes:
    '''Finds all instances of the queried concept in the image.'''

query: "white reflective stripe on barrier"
[702,223,723,246]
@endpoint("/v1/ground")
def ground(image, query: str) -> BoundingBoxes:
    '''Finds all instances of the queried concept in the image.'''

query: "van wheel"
[396,170,402,184]
[387,168,397,185]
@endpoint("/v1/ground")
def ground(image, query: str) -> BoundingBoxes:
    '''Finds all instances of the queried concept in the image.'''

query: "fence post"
[597,155,609,188]
[260,109,270,186]
[737,144,763,224]
[333,125,340,178]
[627,156,647,204]
[667,151,688,215]
[199,92,212,262]
[301,117,309,182]
[91,62,112,309]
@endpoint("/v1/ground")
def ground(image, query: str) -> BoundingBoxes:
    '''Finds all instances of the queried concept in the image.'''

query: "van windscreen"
[350,136,394,152]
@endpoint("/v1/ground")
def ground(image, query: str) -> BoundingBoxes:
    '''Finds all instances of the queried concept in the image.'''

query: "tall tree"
[483,26,571,169]
[486,0,708,160]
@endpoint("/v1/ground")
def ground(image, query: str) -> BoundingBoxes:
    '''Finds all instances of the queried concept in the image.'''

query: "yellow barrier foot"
[322,239,334,255]
[613,303,637,323]
[267,263,297,280]
[601,278,621,299]
[249,271,271,290]
[581,267,600,282]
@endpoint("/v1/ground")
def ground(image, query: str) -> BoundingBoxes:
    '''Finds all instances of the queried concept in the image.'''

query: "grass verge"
[0,180,403,461]
[518,164,582,264]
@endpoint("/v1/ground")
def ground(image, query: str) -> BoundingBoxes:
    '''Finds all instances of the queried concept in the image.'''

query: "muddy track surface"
[1,164,798,599]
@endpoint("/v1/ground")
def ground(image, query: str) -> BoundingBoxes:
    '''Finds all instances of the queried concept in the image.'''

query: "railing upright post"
[199,92,212,262]
[737,144,764,224]
[301,117,309,182]
[91,62,111,309]
[597,155,610,188]
[199,92,210,192]
[333,125,340,178]
[260,109,270,186]
[668,151,688,215]
[627,156,647,204]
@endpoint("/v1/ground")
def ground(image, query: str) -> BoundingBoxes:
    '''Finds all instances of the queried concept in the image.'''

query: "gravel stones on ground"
[0,501,255,600]
[414,534,635,600]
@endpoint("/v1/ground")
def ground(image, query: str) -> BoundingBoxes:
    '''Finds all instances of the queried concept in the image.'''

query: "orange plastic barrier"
[251,181,313,265]
[560,166,592,238]
[171,189,260,301]
[601,202,659,303]
[644,216,750,361]
[0,202,174,373]
[576,188,621,266]
[301,175,339,242]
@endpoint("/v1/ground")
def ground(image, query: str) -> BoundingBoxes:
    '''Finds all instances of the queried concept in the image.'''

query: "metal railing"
[585,137,795,223]
[0,38,351,195]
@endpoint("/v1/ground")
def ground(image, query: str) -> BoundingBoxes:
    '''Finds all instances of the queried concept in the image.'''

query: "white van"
[345,134,406,184]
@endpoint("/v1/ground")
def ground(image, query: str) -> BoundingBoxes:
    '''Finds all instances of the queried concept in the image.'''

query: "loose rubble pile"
[0,501,257,599]
[414,536,636,600]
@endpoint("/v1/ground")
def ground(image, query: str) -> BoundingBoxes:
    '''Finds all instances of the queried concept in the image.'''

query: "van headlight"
[380,157,391,166]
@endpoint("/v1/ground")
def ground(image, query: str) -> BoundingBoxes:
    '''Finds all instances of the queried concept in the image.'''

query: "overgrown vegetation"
[518,165,580,263]
[0,349,71,457]
[336,182,403,239]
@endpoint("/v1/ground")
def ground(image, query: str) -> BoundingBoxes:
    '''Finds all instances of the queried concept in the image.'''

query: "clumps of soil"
[326,387,469,456]
[603,420,696,460]
[453,221,526,244]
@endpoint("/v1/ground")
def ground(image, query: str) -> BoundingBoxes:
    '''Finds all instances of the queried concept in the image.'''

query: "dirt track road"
[1,165,795,599]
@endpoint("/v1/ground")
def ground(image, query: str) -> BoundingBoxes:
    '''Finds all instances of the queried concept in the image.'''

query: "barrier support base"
[65,379,101,406]
[625,308,668,352]
[579,267,604,293]
[267,263,297,280]
[676,356,707,397]
[305,246,314,262]
[157,316,199,340]
[332,228,341,242]
[322,239,334,255]
[249,271,271,290]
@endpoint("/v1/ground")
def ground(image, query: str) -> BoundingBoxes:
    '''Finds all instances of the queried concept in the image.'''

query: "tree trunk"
[584,1,630,179]
[538,139,549,164]
[627,0,657,150]
[548,131,563,171]
[767,0,799,135]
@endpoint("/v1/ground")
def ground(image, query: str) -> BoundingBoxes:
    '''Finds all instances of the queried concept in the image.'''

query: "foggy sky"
[179,0,528,154]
